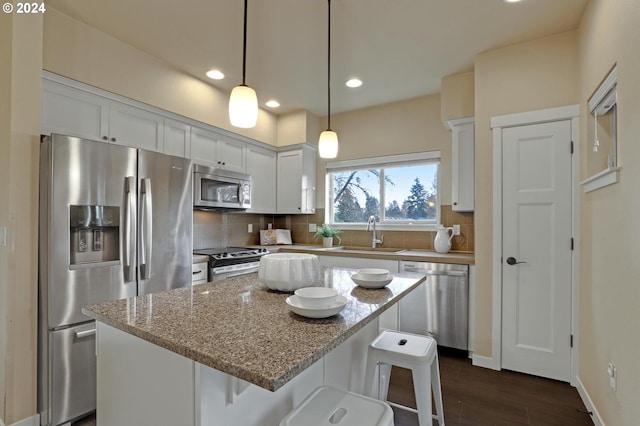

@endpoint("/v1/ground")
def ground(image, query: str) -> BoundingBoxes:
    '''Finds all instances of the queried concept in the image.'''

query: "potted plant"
[314,224,343,248]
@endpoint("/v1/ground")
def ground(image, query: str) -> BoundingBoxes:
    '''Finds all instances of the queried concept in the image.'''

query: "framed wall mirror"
[582,65,619,192]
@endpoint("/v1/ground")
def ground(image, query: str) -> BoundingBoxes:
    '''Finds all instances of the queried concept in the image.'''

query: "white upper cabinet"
[277,145,316,214]
[217,137,247,173]
[109,102,164,151]
[42,77,166,153]
[449,117,475,212]
[191,127,247,172]
[246,145,277,214]
[42,79,109,141]
[190,127,218,167]
[163,119,191,158]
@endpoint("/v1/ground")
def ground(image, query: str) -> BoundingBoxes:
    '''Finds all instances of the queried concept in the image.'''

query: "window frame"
[325,151,441,231]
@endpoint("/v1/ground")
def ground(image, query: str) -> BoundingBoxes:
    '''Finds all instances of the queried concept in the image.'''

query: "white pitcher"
[434,225,454,253]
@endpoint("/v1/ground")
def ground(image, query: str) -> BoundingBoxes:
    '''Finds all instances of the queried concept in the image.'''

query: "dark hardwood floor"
[72,348,593,426]
[387,348,594,426]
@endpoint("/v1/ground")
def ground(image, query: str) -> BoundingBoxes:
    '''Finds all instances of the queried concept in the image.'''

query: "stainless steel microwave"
[193,164,251,210]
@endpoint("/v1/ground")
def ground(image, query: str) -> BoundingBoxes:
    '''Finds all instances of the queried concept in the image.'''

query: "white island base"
[96,319,381,426]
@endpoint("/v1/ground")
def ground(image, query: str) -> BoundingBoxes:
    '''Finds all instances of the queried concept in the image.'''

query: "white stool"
[280,385,394,426]
[364,330,445,426]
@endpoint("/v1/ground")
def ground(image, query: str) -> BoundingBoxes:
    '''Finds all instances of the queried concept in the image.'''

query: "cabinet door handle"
[111,137,116,142]
[102,136,108,141]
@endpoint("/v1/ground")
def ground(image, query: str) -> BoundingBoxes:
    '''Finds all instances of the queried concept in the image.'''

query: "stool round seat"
[365,330,445,426]
[371,330,438,361]
[280,385,394,426]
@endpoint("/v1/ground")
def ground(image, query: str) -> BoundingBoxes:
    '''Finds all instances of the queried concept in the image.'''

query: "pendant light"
[318,0,339,159]
[229,0,258,128]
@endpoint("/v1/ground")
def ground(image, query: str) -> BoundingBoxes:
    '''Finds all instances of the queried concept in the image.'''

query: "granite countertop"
[271,245,475,265]
[82,267,425,392]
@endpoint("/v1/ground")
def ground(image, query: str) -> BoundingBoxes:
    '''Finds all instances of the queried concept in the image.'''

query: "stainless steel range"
[193,247,270,281]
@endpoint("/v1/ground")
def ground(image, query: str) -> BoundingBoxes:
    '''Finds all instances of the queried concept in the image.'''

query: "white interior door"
[501,120,572,382]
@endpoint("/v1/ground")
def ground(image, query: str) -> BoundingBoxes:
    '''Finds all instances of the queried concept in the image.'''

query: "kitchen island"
[83,267,425,426]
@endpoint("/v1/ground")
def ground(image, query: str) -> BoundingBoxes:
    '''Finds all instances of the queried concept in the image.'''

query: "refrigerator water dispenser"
[69,205,119,266]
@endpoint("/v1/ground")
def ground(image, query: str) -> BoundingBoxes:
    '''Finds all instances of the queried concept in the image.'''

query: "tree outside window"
[329,160,439,224]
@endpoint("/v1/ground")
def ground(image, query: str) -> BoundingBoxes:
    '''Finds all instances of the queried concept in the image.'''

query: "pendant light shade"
[319,130,339,158]
[229,0,258,128]
[319,0,338,159]
[229,85,258,128]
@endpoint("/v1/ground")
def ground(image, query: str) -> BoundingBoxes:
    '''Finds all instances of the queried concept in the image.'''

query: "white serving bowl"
[258,253,320,292]
[294,287,338,309]
[356,268,390,281]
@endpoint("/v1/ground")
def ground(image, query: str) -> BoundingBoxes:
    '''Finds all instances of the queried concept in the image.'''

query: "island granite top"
[82,267,425,392]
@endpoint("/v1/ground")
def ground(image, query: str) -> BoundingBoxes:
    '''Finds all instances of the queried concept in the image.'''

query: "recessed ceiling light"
[504,0,523,3]
[265,100,280,108]
[345,78,363,88]
[206,69,225,80]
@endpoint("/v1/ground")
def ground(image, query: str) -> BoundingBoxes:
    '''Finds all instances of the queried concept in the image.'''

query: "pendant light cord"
[327,0,332,130]
[242,0,248,86]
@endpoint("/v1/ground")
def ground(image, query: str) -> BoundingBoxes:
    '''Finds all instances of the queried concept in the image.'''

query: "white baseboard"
[575,376,605,426]
[472,354,500,370]
[6,414,39,426]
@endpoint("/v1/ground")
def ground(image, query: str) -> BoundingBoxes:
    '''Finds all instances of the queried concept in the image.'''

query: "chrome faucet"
[366,215,384,249]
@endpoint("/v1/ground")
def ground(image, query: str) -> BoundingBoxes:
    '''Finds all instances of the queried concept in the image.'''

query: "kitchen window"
[326,152,440,229]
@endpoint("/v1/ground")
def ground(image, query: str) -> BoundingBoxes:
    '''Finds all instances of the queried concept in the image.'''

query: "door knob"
[506,256,526,265]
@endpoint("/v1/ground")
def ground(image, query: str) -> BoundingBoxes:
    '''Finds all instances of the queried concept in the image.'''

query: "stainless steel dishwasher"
[399,261,469,350]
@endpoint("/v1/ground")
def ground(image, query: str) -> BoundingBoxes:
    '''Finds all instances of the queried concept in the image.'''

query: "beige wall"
[441,70,475,125]
[473,31,578,356]
[316,94,452,209]
[0,11,43,425]
[276,109,320,147]
[43,8,278,146]
[577,1,640,424]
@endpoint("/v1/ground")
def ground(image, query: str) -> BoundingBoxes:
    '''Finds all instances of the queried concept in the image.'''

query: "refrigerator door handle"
[139,178,153,280]
[75,328,96,339]
[123,176,136,282]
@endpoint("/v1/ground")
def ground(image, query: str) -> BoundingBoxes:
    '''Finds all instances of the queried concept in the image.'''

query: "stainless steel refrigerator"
[38,134,193,426]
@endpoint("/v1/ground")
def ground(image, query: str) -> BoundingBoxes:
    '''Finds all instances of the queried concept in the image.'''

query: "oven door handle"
[212,264,260,278]
[222,267,259,279]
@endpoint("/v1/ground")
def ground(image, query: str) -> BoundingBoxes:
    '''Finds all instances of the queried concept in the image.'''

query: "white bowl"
[351,274,393,289]
[258,253,320,292]
[356,268,390,281]
[294,287,338,309]
[286,295,347,319]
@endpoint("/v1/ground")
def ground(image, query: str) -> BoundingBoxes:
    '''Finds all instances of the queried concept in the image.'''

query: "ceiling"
[46,0,588,117]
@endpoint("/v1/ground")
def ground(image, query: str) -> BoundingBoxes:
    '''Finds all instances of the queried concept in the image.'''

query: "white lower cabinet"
[316,255,399,272]
[96,323,195,426]
[192,262,208,285]
[316,256,400,331]
[95,318,380,426]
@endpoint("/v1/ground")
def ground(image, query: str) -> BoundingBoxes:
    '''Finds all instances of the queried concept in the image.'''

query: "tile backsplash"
[193,205,473,252]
